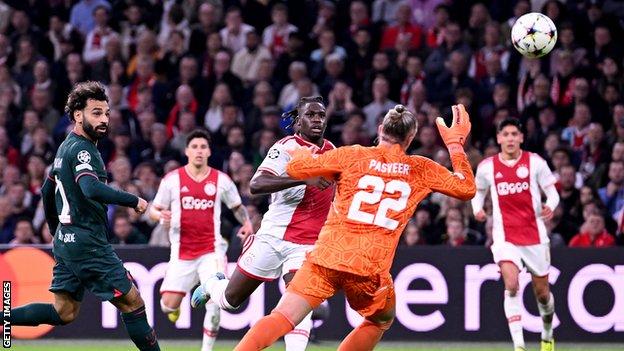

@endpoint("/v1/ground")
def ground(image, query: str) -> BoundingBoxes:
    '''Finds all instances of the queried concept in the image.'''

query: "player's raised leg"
[500,261,525,351]
[112,286,160,351]
[10,291,80,326]
[192,269,258,310]
[532,275,555,351]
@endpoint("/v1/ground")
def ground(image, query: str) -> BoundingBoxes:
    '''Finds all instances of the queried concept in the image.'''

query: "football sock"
[538,292,555,341]
[202,303,220,351]
[284,311,312,350]
[337,319,388,351]
[121,306,160,351]
[9,303,65,326]
[234,311,294,351]
[209,279,237,311]
[504,290,525,349]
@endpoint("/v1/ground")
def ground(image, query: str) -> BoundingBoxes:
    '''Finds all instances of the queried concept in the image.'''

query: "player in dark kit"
[8,81,160,351]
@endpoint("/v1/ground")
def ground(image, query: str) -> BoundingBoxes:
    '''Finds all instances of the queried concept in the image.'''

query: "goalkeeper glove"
[435,104,471,147]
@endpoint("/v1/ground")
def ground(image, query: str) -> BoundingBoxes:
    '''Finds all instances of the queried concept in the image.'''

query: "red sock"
[234,311,294,351]
[337,320,386,351]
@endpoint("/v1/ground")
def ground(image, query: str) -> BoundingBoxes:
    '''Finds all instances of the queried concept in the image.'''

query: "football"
[511,12,558,58]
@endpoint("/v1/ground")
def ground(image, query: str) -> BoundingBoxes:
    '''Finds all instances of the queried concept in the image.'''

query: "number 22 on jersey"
[347,175,411,230]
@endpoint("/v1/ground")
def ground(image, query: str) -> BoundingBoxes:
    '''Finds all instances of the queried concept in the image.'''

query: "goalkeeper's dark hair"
[497,117,523,133]
[64,81,109,122]
[380,104,417,143]
[281,96,324,130]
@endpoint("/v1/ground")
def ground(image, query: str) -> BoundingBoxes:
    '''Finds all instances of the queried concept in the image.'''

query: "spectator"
[166,84,198,139]
[401,220,425,246]
[424,21,471,79]
[188,3,219,56]
[262,3,298,58]
[569,212,615,247]
[9,218,39,245]
[139,123,181,174]
[0,196,16,243]
[380,2,422,51]
[363,75,397,137]
[83,5,118,65]
[598,160,624,217]
[444,219,468,247]
[231,30,272,87]
[219,6,253,54]
[111,214,148,245]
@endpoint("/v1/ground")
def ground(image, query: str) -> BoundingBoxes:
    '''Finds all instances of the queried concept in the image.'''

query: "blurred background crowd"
[0,0,624,251]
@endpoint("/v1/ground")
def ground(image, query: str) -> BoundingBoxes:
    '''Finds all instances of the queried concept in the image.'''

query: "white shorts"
[491,241,550,277]
[237,234,313,281]
[160,252,227,295]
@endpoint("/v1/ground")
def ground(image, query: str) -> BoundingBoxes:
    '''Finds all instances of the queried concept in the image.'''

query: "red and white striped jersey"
[474,151,557,246]
[152,166,242,260]
[254,134,335,245]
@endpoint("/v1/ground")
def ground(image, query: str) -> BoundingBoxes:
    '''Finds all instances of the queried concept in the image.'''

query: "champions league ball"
[511,12,557,58]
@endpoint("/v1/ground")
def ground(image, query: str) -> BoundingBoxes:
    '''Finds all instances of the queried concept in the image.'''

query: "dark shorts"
[49,252,134,302]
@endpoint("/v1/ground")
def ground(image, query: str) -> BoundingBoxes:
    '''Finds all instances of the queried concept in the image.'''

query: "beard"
[83,119,108,140]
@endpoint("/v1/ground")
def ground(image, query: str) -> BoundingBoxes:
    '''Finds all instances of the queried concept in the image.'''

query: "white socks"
[538,292,555,341]
[207,279,237,311]
[284,311,312,351]
[504,290,525,349]
[201,303,220,351]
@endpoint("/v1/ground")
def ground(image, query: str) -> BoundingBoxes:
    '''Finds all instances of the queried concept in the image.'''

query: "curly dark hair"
[64,81,109,122]
[281,96,324,130]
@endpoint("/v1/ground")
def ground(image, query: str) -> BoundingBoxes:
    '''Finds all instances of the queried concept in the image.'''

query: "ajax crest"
[516,165,529,179]
[204,183,216,196]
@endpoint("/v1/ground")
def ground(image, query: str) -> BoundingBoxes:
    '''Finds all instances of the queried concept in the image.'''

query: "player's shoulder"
[477,155,495,168]
[527,151,547,163]
[162,168,181,181]
[274,136,298,148]
[215,168,235,185]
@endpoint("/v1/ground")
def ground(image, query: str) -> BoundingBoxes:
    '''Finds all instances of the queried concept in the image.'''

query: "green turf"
[7,340,624,351]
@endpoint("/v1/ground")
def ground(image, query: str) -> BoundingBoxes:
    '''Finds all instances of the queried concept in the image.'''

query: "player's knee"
[58,308,79,324]
[366,316,394,331]
[160,298,179,313]
[536,289,550,304]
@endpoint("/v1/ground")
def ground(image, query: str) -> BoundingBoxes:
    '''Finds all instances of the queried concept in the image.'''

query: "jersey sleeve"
[475,161,490,190]
[257,143,290,176]
[219,173,243,209]
[421,152,476,201]
[152,176,171,209]
[69,144,100,182]
[285,146,346,180]
[534,155,557,189]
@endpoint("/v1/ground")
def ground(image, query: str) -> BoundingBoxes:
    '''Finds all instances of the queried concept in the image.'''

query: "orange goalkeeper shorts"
[287,260,395,318]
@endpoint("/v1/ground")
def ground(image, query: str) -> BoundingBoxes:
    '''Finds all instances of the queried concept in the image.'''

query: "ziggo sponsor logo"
[496,181,529,196]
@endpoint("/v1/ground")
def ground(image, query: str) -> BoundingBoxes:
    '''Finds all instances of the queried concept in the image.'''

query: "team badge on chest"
[516,165,529,179]
[204,183,217,196]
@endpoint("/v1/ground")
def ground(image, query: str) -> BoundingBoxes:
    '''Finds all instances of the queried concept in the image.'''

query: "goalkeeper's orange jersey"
[286,143,476,276]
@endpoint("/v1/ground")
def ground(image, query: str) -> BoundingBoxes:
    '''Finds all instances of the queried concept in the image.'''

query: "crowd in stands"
[0,0,624,250]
